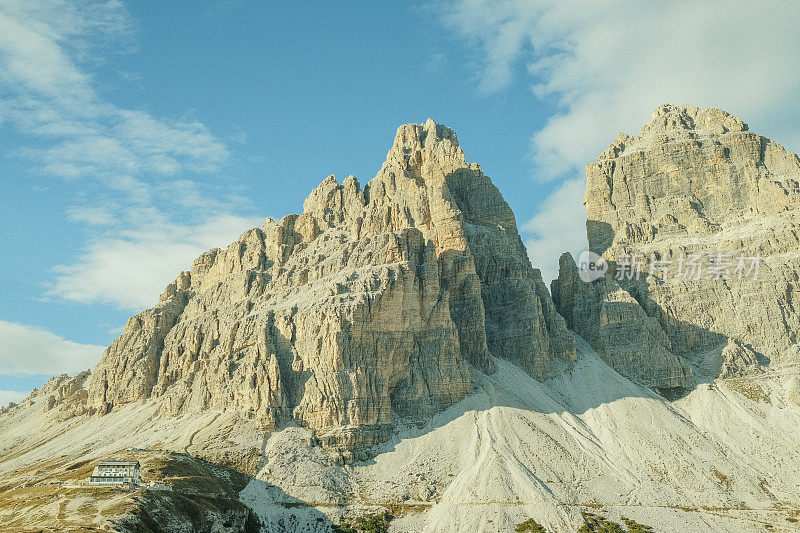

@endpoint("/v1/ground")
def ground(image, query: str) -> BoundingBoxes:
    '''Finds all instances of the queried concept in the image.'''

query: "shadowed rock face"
[552,253,694,390]
[553,104,800,389]
[82,119,575,447]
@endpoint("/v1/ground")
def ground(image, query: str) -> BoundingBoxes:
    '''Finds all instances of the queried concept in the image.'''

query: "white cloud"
[523,177,586,284]
[442,0,800,277]
[50,213,264,310]
[156,179,224,211]
[0,390,28,407]
[0,3,96,102]
[0,321,104,376]
[67,205,117,226]
[0,1,265,312]
[444,1,538,93]
[0,0,228,179]
[445,1,800,173]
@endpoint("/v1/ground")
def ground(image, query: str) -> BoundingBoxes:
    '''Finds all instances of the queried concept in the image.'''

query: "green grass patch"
[515,517,547,532]
[334,511,392,533]
[578,511,655,532]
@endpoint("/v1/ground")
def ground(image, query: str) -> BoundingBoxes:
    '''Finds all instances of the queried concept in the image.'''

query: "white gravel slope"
[2,336,799,532]
[247,337,800,532]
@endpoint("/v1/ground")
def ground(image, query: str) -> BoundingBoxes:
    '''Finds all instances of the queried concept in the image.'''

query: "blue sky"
[1,0,799,405]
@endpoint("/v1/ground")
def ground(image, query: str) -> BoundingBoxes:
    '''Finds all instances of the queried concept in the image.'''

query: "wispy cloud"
[0,389,27,407]
[522,178,586,283]
[66,205,117,226]
[0,0,228,179]
[442,0,800,278]
[0,0,264,311]
[50,213,263,310]
[0,321,104,376]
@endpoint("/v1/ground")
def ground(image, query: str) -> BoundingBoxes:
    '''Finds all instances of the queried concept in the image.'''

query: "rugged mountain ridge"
[55,119,576,451]
[4,108,800,532]
[553,104,800,391]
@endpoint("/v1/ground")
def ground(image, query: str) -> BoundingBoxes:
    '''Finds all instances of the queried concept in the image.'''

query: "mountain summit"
[57,119,576,453]
[2,110,799,532]
[554,104,800,392]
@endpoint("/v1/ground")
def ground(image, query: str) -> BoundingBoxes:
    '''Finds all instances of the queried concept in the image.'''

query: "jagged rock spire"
[79,120,575,451]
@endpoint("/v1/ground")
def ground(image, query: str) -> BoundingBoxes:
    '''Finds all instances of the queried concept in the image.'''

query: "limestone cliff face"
[552,253,694,390]
[553,104,800,388]
[84,119,575,446]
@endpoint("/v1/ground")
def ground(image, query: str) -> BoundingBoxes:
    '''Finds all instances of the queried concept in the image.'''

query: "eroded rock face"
[84,119,575,447]
[552,253,694,390]
[554,104,800,387]
[718,339,763,379]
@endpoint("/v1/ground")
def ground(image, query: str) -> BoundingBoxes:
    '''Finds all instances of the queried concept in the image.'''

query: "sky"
[1,0,799,405]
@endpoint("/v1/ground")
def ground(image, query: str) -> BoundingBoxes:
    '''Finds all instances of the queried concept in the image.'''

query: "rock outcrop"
[552,253,694,390]
[81,119,575,449]
[553,104,800,388]
[6,108,800,533]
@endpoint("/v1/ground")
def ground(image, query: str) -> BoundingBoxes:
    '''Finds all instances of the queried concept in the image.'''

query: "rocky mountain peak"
[384,119,471,186]
[645,103,748,136]
[555,104,800,393]
[5,107,800,532]
[598,104,750,162]
[65,120,575,453]
[588,104,800,253]
[390,118,462,156]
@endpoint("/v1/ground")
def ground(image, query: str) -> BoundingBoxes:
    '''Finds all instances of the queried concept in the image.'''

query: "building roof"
[97,460,140,467]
